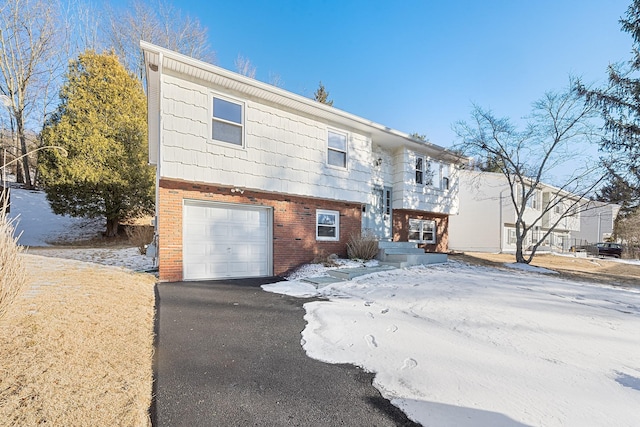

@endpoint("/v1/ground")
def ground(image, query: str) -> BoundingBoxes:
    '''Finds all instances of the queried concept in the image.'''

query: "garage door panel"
[183,201,272,280]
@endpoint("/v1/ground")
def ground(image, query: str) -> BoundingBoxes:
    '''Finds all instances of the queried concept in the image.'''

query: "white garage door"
[183,201,272,280]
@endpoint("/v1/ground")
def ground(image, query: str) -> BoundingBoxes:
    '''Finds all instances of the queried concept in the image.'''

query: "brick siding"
[157,179,362,281]
[392,209,449,253]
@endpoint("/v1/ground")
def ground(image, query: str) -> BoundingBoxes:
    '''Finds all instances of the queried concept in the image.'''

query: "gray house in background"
[573,201,621,244]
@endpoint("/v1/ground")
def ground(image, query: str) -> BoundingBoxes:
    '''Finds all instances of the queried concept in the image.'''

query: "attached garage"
[182,200,273,280]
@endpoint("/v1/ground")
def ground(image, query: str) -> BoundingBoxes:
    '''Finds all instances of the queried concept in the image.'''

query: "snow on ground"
[264,261,640,427]
[25,246,153,271]
[7,185,104,246]
[6,185,154,271]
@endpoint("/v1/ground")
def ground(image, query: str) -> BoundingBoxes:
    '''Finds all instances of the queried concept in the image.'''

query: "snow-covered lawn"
[6,183,640,425]
[7,185,153,271]
[265,262,640,427]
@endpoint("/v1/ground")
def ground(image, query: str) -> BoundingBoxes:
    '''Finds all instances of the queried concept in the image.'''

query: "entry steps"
[301,242,448,286]
[377,241,448,268]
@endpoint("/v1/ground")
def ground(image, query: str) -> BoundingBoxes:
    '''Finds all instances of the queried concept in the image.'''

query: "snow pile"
[265,261,640,426]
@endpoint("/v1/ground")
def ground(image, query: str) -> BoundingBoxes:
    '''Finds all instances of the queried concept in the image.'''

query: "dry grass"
[455,252,640,287]
[346,231,379,260]
[125,225,154,255]
[0,205,26,320]
[0,255,156,426]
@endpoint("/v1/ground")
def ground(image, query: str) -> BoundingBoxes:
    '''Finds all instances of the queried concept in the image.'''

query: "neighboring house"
[142,42,465,281]
[572,200,620,244]
[449,170,585,253]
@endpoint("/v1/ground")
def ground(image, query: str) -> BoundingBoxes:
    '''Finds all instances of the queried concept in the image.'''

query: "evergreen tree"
[578,0,640,195]
[313,81,333,106]
[409,132,427,142]
[39,50,154,237]
[596,173,639,217]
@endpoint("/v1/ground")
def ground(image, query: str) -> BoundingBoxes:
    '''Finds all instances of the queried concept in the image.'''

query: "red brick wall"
[157,179,361,281]
[392,209,449,253]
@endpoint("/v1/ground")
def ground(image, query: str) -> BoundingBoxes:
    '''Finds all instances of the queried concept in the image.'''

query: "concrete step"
[379,261,412,268]
[379,248,426,255]
[326,265,396,280]
[377,241,418,249]
[382,253,449,267]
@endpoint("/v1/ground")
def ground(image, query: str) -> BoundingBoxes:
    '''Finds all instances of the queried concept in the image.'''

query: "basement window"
[408,219,436,244]
[316,209,340,241]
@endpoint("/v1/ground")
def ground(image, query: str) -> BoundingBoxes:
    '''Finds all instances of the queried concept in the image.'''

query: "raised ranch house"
[142,42,465,281]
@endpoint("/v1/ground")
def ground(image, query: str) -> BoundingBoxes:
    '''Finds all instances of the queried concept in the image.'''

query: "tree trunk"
[15,137,24,184]
[105,218,119,237]
[16,117,32,188]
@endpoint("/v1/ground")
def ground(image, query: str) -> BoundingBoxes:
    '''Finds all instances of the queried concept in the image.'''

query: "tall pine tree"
[39,51,154,237]
[313,81,333,106]
[579,0,640,206]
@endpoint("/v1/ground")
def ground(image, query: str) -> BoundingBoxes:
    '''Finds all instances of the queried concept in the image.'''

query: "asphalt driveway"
[153,278,419,426]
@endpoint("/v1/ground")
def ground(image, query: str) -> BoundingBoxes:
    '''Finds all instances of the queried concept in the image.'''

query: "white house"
[449,170,586,253]
[141,42,465,281]
[572,200,620,244]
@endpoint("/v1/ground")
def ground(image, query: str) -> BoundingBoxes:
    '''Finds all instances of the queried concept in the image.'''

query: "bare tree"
[235,54,256,78]
[0,0,66,188]
[107,0,215,81]
[268,72,284,88]
[615,208,640,258]
[66,0,104,53]
[454,80,607,263]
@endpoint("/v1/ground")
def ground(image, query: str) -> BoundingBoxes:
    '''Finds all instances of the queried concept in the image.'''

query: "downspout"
[499,189,505,253]
[155,51,163,269]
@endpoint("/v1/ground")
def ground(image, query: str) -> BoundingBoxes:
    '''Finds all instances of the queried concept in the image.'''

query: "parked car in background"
[595,242,623,258]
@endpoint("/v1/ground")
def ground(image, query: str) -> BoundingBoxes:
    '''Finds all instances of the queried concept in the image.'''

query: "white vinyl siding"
[160,75,371,204]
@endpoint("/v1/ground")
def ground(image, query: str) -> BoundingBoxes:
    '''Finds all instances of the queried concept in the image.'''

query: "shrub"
[347,231,379,260]
[313,250,338,267]
[0,200,26,320]
[125,225,154,255]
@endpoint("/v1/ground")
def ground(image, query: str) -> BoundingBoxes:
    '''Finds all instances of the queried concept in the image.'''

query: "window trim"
[327,129,348,169]
[316,209,340,241]
[211,93,245,147]
[408,218,436,244]
[414,153,451,190]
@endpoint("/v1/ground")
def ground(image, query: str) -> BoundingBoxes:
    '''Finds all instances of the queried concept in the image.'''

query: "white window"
[415,157,424,184]
[327,130,347,168]
[212,95,243,146]
[316,210,340,241]
[408,219,436,244]
[554,202,562,214]
[440,164,450,190]
[414,154,443,188]
[507,228,517,245]
[526,190,539,209]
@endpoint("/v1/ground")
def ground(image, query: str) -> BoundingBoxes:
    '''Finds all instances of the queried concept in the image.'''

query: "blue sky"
[147,1,632,149]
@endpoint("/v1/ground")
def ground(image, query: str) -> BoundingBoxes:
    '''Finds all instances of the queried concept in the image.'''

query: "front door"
[362,186,392,240]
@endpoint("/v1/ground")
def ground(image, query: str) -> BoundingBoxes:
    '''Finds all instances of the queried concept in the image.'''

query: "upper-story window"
[327,130,347,168]
[554,202,562,214]
[415,154,452,190]
[526,190,539,209]
[212,96,244,146]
